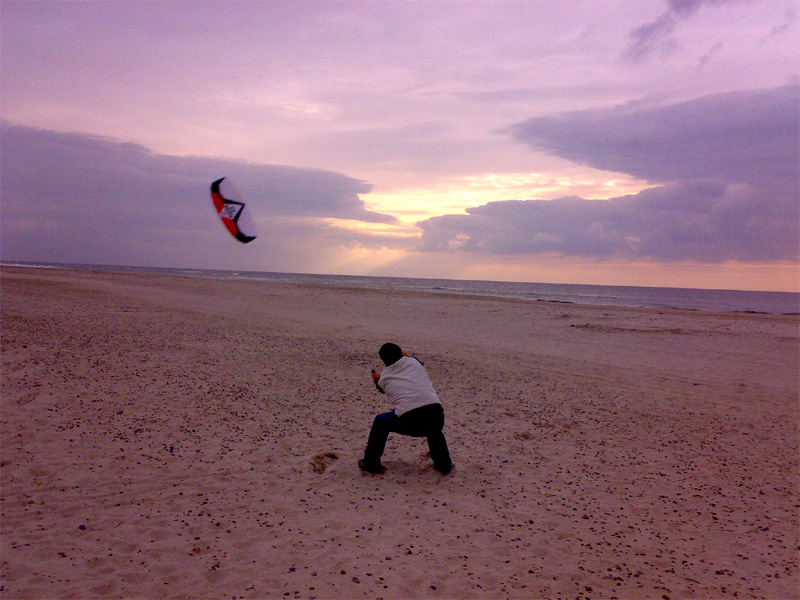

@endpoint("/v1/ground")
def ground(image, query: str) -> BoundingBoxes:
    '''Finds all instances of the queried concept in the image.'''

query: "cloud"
[420,85,799,264]
[768,3,798,37]
[696,41,724,71]
[507,85,799,191]
[419,183,798,263]
[621,0,716,63]
[0,122,394,267]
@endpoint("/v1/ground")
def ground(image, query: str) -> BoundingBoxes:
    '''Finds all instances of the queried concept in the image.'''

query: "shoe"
[358,459,382,474]
[434,463,452,475]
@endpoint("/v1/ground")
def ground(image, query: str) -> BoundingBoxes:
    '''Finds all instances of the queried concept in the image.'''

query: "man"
[359,343,452,474]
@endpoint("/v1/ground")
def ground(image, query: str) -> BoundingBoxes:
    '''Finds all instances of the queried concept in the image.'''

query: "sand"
[1,267,797,600]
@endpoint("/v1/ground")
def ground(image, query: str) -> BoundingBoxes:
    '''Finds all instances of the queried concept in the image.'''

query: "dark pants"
[363,403,452,471]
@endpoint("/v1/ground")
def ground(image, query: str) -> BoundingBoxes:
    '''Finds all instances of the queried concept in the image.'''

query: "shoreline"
[2,268,798,599]
[2,262,797,315]
[2,264,797,317]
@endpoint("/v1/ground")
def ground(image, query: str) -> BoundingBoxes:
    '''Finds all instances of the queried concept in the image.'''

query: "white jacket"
[378,356,441,416]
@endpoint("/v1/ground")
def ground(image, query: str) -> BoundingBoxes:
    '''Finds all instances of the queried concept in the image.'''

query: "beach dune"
[1,268,797,599]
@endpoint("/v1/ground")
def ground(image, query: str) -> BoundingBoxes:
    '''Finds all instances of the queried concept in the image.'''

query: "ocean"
[4,262,799,315]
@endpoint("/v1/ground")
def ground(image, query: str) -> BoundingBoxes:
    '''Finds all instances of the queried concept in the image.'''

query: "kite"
[210,177,257,243]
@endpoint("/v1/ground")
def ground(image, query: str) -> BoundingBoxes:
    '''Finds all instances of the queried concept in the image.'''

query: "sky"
[1,0,798,291]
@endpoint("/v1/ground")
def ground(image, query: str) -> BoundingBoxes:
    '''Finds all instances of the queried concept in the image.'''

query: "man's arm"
[371,369,385,394]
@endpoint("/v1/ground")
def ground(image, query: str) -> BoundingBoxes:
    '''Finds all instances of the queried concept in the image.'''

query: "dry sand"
[1,267,798,600]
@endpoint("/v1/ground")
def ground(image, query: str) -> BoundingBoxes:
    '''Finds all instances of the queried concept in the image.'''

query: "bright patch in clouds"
[366,171,649,225]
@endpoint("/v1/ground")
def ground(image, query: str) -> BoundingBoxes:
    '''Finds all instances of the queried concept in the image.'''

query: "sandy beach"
[1,267,797,600]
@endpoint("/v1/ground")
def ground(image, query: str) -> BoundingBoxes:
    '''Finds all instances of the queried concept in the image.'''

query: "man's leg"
[427,430,452,474]
[399,405,452,474]
[361,411,400,472]
[420,405,451,473]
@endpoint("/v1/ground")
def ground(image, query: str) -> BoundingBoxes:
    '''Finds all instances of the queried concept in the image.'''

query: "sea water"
[4,262,799,315]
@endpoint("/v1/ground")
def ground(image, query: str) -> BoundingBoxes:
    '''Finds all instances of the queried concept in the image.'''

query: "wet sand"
[1,267,798,599]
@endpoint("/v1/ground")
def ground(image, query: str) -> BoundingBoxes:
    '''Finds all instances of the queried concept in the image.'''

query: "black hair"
[379,342,403,366]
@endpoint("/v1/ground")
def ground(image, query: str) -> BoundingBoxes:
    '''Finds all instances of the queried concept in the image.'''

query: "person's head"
[379,342,403,367]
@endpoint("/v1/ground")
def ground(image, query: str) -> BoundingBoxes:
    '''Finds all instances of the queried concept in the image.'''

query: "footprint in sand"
[310,452,339,473]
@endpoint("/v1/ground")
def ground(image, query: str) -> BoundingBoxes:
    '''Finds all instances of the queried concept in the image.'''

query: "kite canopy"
[210,177,257,243]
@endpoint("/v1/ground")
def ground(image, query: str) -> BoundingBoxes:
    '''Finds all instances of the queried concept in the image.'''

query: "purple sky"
[1,0,798,290]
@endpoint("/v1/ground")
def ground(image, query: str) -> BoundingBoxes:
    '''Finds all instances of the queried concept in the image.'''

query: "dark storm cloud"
[507,85,799,190]
[0,123,394,264]
[420,85,799,263]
